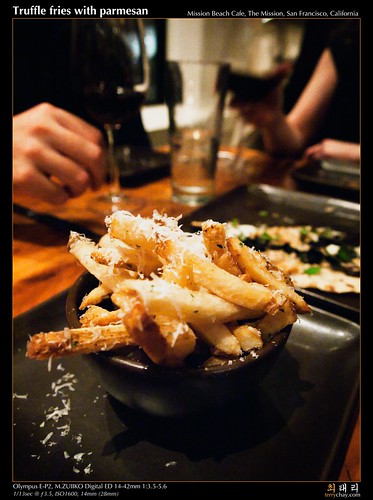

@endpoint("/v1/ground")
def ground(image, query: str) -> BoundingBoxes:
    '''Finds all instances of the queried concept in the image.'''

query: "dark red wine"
[228,71,282,102]
[84,84,145,125]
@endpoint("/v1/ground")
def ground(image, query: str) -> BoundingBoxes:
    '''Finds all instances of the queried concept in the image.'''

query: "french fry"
[91,249,136,271]
[113,278,265,324]
[254,300,297,341]
[228,323,263,351]
[99,233,161,276]
[68,232,132,292]
[79,305,123,326]
[156,239,282,313]
[161,263,196,289]
[106,210,179,255]
[26,324,135,359]
[114,289,168,365]
[227,237,311,314]
[201,221,241,276]
[192,321,242,357]
[79,283,111,310]
[113,289,196,366]
[155,315,197,367]
[107,210,207,269]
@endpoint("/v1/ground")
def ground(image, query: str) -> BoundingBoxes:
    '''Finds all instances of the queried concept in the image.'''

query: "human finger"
[304,143,323,161]
[48,124,106,190]
[13,162,70,204]
[34,104,106,189]
[21,137,92,197]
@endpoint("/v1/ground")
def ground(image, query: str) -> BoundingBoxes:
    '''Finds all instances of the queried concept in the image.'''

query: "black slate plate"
[180,184,360,323]
[13,288,359,482]
[292,162,360,202]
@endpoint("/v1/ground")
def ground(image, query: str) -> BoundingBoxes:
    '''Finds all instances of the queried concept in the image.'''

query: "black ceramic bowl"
[66,272,292,418]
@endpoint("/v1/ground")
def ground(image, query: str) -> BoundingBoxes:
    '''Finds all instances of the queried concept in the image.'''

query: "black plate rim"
[292,161,360,194]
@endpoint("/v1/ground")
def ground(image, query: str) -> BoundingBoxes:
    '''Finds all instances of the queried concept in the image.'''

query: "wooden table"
[13,148,360,482]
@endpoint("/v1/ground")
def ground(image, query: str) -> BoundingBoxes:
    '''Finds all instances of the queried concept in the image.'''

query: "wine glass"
[71,19,150,214]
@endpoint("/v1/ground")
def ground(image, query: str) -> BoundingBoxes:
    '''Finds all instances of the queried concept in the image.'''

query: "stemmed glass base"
[88,125,144,216]
[89,192,144,216]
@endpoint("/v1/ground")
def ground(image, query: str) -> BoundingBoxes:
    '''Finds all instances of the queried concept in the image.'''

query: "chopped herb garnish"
[231,217,240,227]
[260,231,272,241]
[300,226,310,242]
[304,266,321,275]
[319,227,334,240]
[337,245,356,263]
[259,210,269,217]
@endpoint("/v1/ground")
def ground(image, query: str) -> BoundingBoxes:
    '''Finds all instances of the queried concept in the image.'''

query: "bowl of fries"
[28,211,310,417]
[66,271,296,417]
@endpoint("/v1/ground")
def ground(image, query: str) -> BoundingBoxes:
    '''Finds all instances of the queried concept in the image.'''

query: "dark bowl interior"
[66,272,292,417]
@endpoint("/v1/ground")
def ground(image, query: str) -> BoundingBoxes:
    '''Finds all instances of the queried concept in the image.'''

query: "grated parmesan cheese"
[47,356,53,372]
[57,422,71,436]
[41,431,54,445]
[84,464,92,474]
[45,399,71,423]
[13,393,28,399]
[16,362,97,477]
[107,210,208,260]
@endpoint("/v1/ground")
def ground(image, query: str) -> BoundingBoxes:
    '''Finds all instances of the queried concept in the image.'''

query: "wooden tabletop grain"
[12,148,360,482]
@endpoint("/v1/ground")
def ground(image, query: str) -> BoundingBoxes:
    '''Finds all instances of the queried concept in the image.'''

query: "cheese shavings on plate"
[225,222,360,294]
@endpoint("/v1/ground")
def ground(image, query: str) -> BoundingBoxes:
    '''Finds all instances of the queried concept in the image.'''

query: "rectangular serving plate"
[13,288,359,482]
[292,162,360,202]
[181,183,360,322]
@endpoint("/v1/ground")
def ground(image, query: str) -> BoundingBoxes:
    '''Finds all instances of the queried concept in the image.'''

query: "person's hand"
[229,62,292,129]
[13,103,106,204]
[304,139,360,164]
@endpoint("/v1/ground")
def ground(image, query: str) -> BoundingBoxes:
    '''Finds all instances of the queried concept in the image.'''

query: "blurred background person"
[231,19,360,165]
[13,19,151,205]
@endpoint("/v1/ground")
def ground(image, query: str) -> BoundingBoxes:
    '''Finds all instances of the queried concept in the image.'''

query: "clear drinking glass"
[71,19,150,214]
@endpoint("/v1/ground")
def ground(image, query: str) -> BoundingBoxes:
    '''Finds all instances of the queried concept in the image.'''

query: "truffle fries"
[26,212,310,366]
[227,236,311,314]
[112,289,196,367]
[27,324,135,360]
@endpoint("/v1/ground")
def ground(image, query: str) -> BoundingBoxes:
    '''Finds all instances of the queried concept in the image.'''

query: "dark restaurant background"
[12,17,361,150]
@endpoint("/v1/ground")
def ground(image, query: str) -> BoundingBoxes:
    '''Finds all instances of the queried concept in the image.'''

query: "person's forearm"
[260,115,305,158]
[304,139,360,164]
